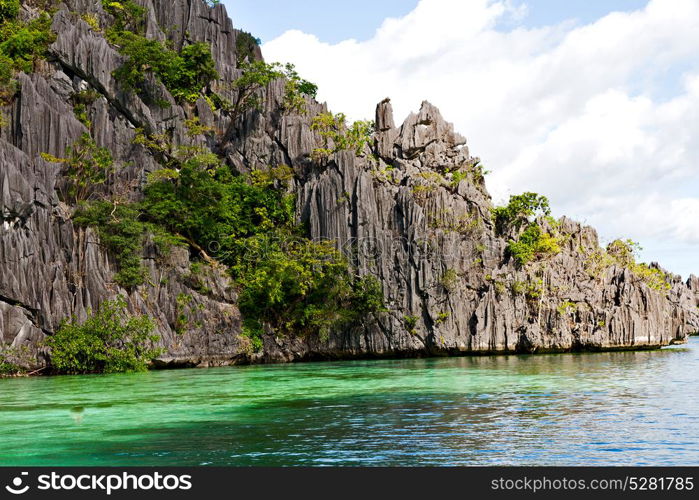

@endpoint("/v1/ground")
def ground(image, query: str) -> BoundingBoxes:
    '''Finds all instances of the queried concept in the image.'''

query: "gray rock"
[1,0,697,371]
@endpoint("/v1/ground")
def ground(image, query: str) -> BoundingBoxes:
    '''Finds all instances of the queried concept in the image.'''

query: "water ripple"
[1,339,698,466]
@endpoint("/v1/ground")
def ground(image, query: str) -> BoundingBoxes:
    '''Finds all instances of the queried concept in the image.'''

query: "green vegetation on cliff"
[139,149,384,347]
[0,345,32,376]
[0,6,55,72]
[1,0,694,380]
[40,133,114,204]
[585,239,672,291]
[111,33,219,103]
[102,0,219,103]
[235,30,261,64]
[0,0,56,104]
[493,193,562,267]
[226,61,318,121]
[101,0,144,35]
[0,0,20,22]
[46,297,161,375]
[311,112,374,162]
[73,200,180,288]
[54,10,380,349]
[507,223,562,267]
[70,135,384,348]
[492,192,551,234]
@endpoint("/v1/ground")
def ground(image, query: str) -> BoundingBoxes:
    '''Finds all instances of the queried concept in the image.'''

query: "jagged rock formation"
[1,0,698,370]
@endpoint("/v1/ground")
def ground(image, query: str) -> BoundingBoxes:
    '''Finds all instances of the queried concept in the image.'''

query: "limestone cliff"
[1,0,697,371]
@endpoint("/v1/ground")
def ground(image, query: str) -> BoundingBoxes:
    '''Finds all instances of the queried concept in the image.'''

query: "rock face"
[1,0,698,369]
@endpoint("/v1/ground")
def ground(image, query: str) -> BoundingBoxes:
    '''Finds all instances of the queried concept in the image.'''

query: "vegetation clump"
[140,151,385,344]
[20,2,378,347]
[71,88,101,128]
[427,208,482,235]
[281,63,318,114]
[404,315,419,335]
[493,192,562,267]
[235,30,261,64]
[507,223,562,267]
[104,8,317,119]
[227,61,317,120]
[46,297,161,374]
[102,2,218,103]
[492,192,551,235]
[0,0,20,22]
[557,300,577,315]
[112,33,219,103]
[38,134,179,289]
[606,238,640,267]
[586,239,672,291]
[0,54,17,105]
[164,42,219,102]
[0,345,32,376]
[184,116,214,137]
[41,133,114,204]
[0,1,56,103]
[0,8,55,72]
[509,278,544,300]
[311,112,374,162]
[73,201,180,288]
[471,160,491,184]
[102,0,145,36]
[440,269,459,292]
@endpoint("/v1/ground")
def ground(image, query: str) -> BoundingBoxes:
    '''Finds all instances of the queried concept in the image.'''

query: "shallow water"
[1,339,698,466]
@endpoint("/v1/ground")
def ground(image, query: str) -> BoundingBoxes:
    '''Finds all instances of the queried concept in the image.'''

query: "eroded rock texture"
[0,0,697,369]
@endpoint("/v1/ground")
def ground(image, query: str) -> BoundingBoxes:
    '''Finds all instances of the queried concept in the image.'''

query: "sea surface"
[1,338,699,466]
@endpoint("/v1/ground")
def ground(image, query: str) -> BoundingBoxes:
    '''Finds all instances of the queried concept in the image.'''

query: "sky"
[223,0,699,279]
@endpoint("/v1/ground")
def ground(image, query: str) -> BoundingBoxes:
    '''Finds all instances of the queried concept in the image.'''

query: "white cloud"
[263,0,699,278]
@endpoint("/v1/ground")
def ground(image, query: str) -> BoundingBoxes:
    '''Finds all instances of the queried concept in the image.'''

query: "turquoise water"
[1,339,699,466]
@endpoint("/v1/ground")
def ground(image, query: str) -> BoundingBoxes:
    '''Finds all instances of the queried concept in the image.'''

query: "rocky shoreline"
[1,0,698,373]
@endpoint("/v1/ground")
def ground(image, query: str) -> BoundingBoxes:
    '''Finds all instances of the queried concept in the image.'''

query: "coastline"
[2,338,684,379]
